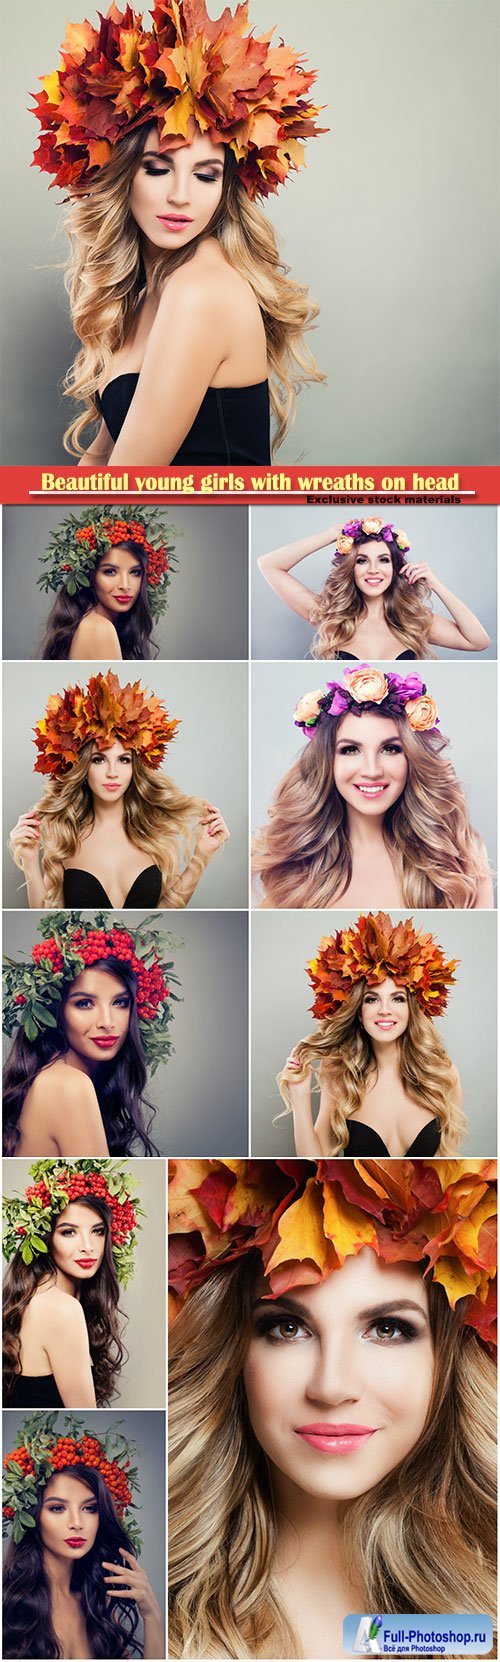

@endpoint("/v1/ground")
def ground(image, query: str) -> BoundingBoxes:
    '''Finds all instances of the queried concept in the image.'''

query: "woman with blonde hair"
[278,910,466,1157]
[168,1157,497,1660]
[257,517,491,659]
[32,0,326,466]
[252,664,493,908]
[8,669,229,909]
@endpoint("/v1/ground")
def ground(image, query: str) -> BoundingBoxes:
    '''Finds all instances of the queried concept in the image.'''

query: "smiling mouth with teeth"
[355,783,388,795]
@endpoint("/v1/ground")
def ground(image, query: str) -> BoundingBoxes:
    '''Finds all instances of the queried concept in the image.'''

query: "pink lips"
[295,1422,376,1453]
[91,1035,119,1048]
[74,1258,97,1269]
[114,594,133,604]
[157,214,193,227]
[65,1537,87,1547]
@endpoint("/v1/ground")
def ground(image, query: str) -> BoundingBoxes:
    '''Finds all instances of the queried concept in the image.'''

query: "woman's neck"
[346,805,387,847]
[362,593,387,623]
[89,795,126,829]
[62,1047,96,1081]
[271,1467,351,1581]
[42,1547,74,1597]
[369,1036,401,1075]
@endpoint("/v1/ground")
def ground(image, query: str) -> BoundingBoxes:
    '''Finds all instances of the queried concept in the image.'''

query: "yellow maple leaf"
[323,1183,377,1263]
[41,71,63,106]
[432,1256,482,1307]
[62,20,96,65]
[267,1179,329,1275]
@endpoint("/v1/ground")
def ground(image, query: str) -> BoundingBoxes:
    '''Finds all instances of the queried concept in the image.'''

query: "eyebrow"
[43,1493,95,1503]
[253,1294,428,1322]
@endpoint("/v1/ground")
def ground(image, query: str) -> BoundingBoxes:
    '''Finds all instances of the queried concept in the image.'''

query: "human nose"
[166,166,190,206]
[66,1503,85,1530]
[104,756,118,777]
[96,1003,115,1030]
[305,1333,363,1406]
[360,748,384,778]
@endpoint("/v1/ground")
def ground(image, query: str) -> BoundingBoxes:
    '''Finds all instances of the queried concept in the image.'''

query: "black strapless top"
[10,1373,64,1408]
[63,866,162,907]
[345,1117,440,1157]
[337,650,417,661]
[98,373,271,465]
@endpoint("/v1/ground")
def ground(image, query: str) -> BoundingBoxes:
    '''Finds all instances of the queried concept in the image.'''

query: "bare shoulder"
[71,611,121,658]
[29,1064,98,1106]
[160,238,260,319]
[31,1287,88,1333]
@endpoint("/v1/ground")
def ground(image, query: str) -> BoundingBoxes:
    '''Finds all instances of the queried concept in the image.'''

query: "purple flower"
[328,688,350,717]
[396,675,425,701]
[342,520,362,537]
[381,525,394,542]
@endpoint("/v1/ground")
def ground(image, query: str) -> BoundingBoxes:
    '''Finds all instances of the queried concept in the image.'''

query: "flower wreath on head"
[294,664,439,737]
[335,517,411,558]
[31,0,327,201]
[37,506,181,624]
[3,910,183,1074]
[33,668,180,777]
[2,1159,142,1285]
[307,910,459,1023]
[3,1413,142,1549]
[168,1158,497,1350]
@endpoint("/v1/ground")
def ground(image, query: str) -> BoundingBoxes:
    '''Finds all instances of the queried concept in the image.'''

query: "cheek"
[244,1344,306,1435]
[370,1343,433,1433]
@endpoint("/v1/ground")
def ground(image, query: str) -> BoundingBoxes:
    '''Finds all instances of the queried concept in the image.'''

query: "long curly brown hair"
[10,745,205,908]
[62,124,324,459]
[2,1195,125,1405]
[309,537,434,659]
[276,982,466,1154]
[252,708,490,908]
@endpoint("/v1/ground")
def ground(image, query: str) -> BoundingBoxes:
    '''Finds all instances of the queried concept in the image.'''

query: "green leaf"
[23,1016,38,1042]
[30,1236,48,1253]
[21,1243,34,1265]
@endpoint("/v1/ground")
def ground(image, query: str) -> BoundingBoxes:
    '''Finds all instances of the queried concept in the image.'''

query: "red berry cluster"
[2,1506,15,1519]
[15,993,26,1005]
[25,1171,136,1247]
[76,526,97,550]
[32,939,64,973]
[4,1447,35,1476]
[41,1435,132,1514]
[147,545,169,587]
[71,925,169,1018]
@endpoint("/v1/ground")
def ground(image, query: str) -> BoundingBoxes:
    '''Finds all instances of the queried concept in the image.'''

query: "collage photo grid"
[0,1,499,1660]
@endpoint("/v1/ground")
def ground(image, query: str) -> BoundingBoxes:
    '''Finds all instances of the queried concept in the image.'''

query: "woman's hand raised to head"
[9,812,42,869]
[196,804,231,862]
[281,1048,312,1101]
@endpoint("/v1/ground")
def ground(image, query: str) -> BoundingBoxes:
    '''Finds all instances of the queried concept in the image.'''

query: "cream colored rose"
[345,666,389,704]
[295,689,323,724]
[405,695,438,731]
[361,517,384,535]
[336,534,354,555]
[395,530,410,551]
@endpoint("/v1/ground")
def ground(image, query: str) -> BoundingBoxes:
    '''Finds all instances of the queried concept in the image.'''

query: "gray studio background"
[2,909,248,1156]
[251,660,497,895]
[3,505,249,660]
[2,659,248,909]
[3,1158,165,1407]
[251,506,498,660]
[2,1408,166,1631]
[1,0,499,464]
[251,909,497,1157]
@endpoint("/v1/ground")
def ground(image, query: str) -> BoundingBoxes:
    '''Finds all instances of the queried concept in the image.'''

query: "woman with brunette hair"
[257,517,491,659]
[37,507,178,661]
[32,1,326,466]
[8,669,229,909]
[278,910,466,1157]
[2,912,179,1156]
[2,1160,138,1407]
[3,1412,164,1657]
[252,665,493,909]
[168,1157,497,1660]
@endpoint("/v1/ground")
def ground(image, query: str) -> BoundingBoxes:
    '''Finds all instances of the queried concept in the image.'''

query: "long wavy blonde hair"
[252,710,491,908]
[169,1258,497,1658]
[10,747,205,908]
[276,982,466,1153]
[62,124,324,458]
[309,540,434,659]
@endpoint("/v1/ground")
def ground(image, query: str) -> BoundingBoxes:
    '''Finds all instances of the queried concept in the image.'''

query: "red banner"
[0,465,499,505]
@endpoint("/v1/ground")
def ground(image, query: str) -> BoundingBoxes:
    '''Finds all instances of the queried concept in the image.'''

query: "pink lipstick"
[295,1422,376,1453]
[74,1258,97,1269]
[65,1537,87,1548]
[157,214,193,229]
[91,1036,119,1048]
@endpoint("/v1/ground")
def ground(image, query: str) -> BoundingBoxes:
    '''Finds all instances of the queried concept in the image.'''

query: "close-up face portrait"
[333,711,408,814]
[243,1247,434,1505]
[38,1470,100,1560]
[86,740,134,804]
[92,546,144,616]
[62,964,132,1065]
[352,540,395,597]
[50,1200,108,1283]
[360,975,410,1043]
[129,127,225,254]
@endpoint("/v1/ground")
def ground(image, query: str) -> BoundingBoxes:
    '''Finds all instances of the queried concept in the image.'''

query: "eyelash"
[364,995,406,1005]
[47,1503,98,1513]
[58,1227,105,1239]
[100,566,141,577]
[90,755,131,764]
[142,162,221,183]
[71,997,130,1010]
[337,744,403,756]
[254,1313,420,1346]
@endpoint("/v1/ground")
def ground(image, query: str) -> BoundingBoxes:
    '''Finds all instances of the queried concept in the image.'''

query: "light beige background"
[3,1159,166,1406]
[1,0,498,462]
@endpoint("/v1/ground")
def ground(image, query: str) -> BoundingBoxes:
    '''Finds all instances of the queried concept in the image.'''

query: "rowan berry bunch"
[38,505,180,622]
[3,1415,141,1548]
